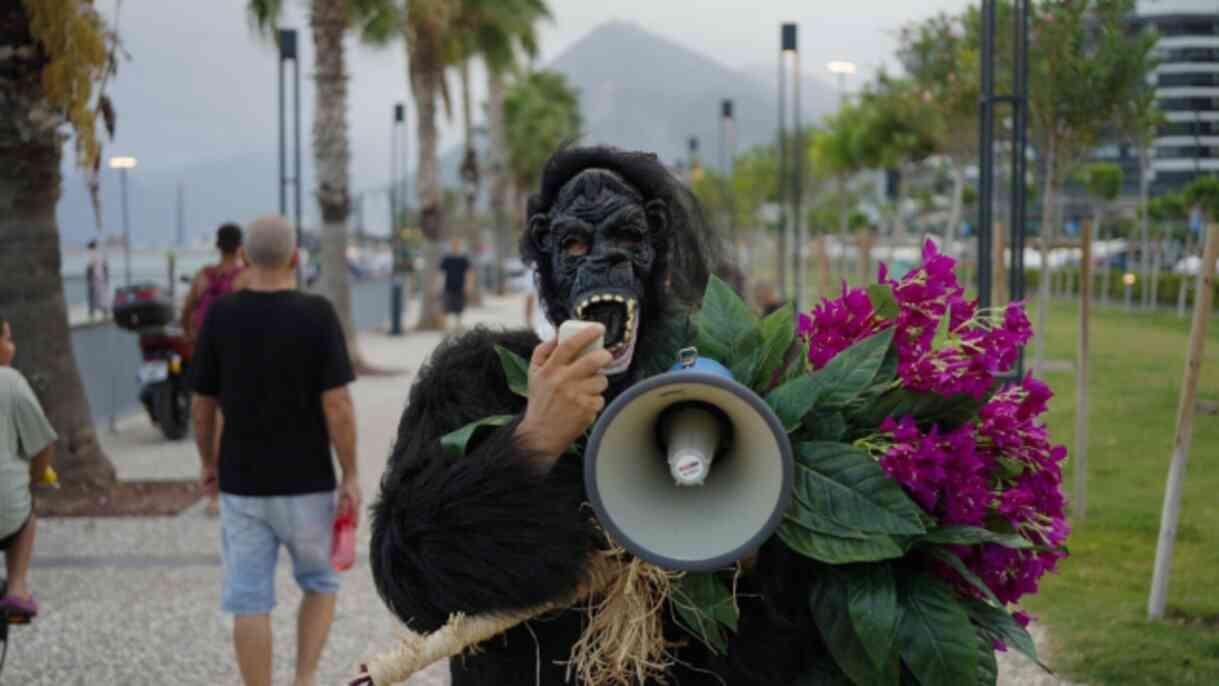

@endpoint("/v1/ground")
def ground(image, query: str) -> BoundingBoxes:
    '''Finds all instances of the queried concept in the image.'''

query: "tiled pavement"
[7,293,1065,685]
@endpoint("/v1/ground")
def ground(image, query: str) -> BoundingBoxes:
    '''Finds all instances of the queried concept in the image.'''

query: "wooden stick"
[1073,217,1092,520]
[1148,222,1219,620]
[351,557,622,686]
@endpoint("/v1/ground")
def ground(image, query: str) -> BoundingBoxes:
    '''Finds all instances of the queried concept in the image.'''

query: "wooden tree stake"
[1148,222,1219,620]
[1074,219,1092,520]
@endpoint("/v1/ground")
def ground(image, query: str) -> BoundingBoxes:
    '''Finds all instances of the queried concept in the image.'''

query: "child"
[0,318,57,619]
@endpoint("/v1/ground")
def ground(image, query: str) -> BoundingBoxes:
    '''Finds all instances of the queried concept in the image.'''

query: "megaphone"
[585,352,794,571]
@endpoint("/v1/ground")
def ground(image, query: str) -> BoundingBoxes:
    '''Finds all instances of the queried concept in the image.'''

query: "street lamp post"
[781,23,804,312]
[278,28,302,287]
[390,103,407,336]
[826,60,857,107]
[720,99,739,272]
[109,156,138,286]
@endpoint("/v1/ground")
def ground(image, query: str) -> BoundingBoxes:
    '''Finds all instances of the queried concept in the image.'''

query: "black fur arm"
[370,328,597,633]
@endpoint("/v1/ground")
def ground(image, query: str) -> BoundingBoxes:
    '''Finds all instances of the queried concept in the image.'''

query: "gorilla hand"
[516,323,611,468]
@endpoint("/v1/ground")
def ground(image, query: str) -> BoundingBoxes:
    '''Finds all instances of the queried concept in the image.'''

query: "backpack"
[193,265,243,333]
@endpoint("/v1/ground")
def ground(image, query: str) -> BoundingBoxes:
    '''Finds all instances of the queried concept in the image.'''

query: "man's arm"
[191,394,220,494]
[322,385,361,520]
[28,443,54,483]
[180,272,207,338]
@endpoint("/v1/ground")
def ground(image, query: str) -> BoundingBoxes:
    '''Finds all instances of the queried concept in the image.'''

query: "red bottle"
[331,504,356,572]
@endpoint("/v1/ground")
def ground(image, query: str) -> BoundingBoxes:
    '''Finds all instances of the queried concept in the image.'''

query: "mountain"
[544,21,836,167]
[55,20,838,249]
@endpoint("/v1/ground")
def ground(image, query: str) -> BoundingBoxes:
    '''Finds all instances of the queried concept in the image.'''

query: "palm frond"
[245,0,284,41]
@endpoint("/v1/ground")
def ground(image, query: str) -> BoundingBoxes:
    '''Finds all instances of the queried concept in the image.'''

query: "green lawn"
[1026,299,1219,685]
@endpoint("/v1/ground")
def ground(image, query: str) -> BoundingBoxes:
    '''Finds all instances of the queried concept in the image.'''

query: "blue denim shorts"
[219,491,340,615]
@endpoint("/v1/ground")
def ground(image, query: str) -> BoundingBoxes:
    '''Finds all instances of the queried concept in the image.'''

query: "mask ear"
[527,212,553,257]
[644,199,669,235]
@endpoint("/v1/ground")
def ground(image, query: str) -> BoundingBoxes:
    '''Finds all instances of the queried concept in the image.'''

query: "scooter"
[114,283,194,441]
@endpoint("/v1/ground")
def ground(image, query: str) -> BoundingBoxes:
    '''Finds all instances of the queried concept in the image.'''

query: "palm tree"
[503,70,582,223]
[248,0,382,370]
[447,0,550,296]
[361,0,457,330]
[0,1,117,488]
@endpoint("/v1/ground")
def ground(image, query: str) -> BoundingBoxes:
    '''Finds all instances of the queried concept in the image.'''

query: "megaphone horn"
[585,352,794,572]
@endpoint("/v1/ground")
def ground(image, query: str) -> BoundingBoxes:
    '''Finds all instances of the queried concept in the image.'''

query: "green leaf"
[846,563,901,671]
[755,304,796,387]
[868,283,900,321]
[766,374,822,432]
[920,526,1033,550]
[812,569,901,686]
[924,547,1002,608]
[695,275,757,363]
[795,442,927,536]
[728,326,766,387]
[806,411,847,442]
[975,629,1000,686]
[849,388,983,433]
[494,345,530,398]
[778,519,905,564]
[997,457,1026,478]
[813,328,896,408]
[671,572,738,654]
[896,575,978,686]
[787,497,871,539]
[795,661,857,686]
[439,415,515,458]
[965,599,1041,666]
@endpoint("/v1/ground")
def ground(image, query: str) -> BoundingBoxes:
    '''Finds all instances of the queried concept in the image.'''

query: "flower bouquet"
[359,240,1069,686]
[673,239,1069,685]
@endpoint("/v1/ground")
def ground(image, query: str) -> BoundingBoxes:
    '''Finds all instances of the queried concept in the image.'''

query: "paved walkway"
[8,292,1067,685]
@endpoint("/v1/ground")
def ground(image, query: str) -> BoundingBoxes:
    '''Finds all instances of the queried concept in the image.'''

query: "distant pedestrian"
[437,238,473,333]
[190,215,359,686]
[0,318,57,620]
[182,222,246,517]
[182,223,246,342]
[753,281,785,316]
[85,239,111,320]
[523,268,556,341]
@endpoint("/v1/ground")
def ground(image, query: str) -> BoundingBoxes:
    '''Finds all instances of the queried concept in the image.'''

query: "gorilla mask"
[530,169,664,374]
[522,147,717,380]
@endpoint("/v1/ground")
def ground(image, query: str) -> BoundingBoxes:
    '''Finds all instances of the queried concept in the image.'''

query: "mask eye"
[563,238,590,257]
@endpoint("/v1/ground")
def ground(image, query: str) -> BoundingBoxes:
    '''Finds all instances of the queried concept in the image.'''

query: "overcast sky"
[94,0,974,176]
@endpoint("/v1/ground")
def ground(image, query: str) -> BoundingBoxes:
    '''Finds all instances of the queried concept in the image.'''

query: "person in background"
[182,223,246,516]
[523,268,556,341]
[753,281,785,317]
[436,238,474,333]
[182,223,246,341]
[191,215,359,686]
[0,318,56,619]
[85,239,111,321]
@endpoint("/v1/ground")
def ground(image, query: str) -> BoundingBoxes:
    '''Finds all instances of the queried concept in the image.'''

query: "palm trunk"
[1033,136,1056,378]
[0,5,114,488]
[487,70,509,295]
[408,40,446,331]
[311,0,365,367]
[837,175,850,283]
[459,58,482,306]
[1138,147,1152,309]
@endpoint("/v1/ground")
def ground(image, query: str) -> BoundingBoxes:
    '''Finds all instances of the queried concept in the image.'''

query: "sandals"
[0,594,38,620]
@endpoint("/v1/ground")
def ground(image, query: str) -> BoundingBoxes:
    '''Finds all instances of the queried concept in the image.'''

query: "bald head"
[245,215,297,269]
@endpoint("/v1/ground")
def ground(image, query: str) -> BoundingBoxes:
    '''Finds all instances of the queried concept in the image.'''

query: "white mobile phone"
[557,319,605,358]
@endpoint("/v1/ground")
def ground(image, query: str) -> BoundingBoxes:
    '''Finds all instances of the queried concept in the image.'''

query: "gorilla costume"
[370,147,826,685]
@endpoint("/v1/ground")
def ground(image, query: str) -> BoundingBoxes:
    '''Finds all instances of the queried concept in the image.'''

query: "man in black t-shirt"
[437,238,473,333]
[191,215,359,686]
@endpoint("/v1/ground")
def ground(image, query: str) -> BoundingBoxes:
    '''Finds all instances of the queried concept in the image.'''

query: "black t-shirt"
[191,290,355,496]
[439,255,471,293]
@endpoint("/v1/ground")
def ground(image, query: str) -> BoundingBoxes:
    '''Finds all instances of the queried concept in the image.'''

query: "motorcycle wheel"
[154,380,190,441]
